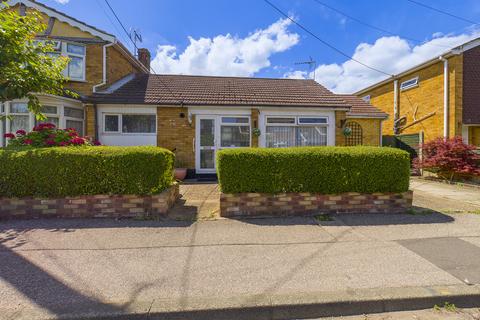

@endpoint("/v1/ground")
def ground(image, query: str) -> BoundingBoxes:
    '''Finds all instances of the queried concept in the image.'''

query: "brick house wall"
[345,118,381,146]
[359,55,463,142]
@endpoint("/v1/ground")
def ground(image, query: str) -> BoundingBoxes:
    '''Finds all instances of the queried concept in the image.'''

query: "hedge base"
[220,190,413,217]
[0,183,179,220]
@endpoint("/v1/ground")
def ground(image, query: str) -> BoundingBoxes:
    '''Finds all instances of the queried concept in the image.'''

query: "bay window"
[103,114,156,134]
[9,103,30,133]
[266,116,328,148]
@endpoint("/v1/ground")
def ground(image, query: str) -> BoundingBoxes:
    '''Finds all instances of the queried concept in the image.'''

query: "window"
[66,44,85,81]
[103,114,156,134]
[104,115,119,132]
[9,103,30,133]
[122,114,156,133]
[266,116,328,148]
[64,106,84,135]
[220,117,250,147]
[400,77,419,91]
[35,105,59,128]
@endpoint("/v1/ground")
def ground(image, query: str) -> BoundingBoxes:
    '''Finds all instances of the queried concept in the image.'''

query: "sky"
[42,0,480,93]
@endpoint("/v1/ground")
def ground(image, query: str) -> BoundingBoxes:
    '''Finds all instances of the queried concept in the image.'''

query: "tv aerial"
[294,56,317,80]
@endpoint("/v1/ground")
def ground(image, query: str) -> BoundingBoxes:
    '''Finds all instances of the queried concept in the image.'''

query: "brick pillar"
[335,110,347,146]
[84,103,97,139]
[137,48,151,72]
[251,108,260,147]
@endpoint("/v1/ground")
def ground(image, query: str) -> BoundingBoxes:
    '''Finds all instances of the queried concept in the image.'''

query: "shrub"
[4,123,100,148]
[217,146,410,194]
[414,137,480,181]
[0,146,174,197]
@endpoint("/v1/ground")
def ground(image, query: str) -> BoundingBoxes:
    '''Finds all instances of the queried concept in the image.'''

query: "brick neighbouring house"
[1,0,388,175]
[355,38,480,147]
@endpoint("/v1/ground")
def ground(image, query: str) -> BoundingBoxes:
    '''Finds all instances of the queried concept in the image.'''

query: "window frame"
[64,106,85,135]
[400,76,419,91]
[102,113,157,135]
[297,116,328,126]
[219,116,251,148]
[63,42,86,81]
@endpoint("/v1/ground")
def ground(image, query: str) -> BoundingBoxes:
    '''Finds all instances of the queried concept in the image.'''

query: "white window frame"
[64,106,85,135]
[400,76,419,91]
[219,116,251,149]
[64,42,86,82]
[102,113,157,135]
[264,115,330,148]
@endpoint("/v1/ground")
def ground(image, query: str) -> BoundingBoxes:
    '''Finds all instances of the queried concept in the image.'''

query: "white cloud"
[287,31,480,93]
[53,0,70,4]
[151,18,299,77]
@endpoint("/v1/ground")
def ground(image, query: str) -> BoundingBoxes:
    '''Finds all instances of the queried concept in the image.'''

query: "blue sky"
[43,0,480,93]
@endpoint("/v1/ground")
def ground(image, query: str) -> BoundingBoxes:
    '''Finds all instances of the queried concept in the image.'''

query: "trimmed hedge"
[217,147,410,194]
[0,146,174,197]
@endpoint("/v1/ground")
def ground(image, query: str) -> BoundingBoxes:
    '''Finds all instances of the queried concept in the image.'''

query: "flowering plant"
[3,123,101,148]
[414,136,480,181]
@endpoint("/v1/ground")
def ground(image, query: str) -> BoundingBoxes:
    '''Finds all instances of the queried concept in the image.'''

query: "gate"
[382,133,422,160]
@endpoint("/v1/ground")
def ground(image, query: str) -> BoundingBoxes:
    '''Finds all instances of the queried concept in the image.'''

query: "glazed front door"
[196,116,216,173]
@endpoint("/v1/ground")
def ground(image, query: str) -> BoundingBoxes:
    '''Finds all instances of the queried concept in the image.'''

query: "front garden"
[0,124,178,219]
[217,146,413,217]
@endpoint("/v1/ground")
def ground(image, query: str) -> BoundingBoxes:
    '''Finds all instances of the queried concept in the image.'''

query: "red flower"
[23,139,33,145]
[93,140,101,146]
[34,123,56,131]
[68,131,78,137]
[45,139,56,146]
[58,141,68,146]
[3,133,15,139]
[48,133,57,138]
[16,129,26,135]
[69,137,85,145]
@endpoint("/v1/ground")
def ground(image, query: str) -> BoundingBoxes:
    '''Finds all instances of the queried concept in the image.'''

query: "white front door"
[195,115,251,173]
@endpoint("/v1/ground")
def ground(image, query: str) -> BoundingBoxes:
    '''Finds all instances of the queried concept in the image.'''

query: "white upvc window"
[103,113,157,134]
[400,76,419,91]
[220,116,250,148]
[265,116,328,148]
[64,106,85,135]
[43,40,86,81]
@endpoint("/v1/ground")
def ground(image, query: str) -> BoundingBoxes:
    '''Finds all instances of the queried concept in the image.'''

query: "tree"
[414,137,480,181]
[0,3,72,119]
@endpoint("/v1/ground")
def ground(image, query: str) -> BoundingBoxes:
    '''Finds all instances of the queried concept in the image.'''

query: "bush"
[414,137,480,181]
[0,146,174,197]
[217,146,410,194]
[4,122,100,148]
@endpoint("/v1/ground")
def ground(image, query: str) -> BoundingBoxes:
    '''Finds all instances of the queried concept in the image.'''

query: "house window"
[9,103,30,133]
[220,116,250,147]
[344,121,363,146]
[266,116,328,148]
[44,41,86,81]
[64,106,85,135]
[400,77,419,91]
[36,105,59,128]
[103,114,156,134]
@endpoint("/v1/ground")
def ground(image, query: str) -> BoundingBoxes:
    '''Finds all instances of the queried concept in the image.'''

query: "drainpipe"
[439,56,449,139]
[92,42,115,93]
[393,79,399,134]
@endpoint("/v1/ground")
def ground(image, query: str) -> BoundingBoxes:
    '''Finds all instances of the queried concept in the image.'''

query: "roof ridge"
[148,73,317,82]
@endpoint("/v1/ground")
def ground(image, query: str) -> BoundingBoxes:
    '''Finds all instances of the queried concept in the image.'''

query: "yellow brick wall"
[157,107,195,168]
[344,118,382,146]
[251,109,259,147]
[360,55,463,142]
[470,126,480,146]
[84,104,96,137]
[335,111,347,146]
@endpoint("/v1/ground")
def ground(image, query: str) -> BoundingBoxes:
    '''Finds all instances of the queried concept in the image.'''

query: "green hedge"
[217,147,410,194]
[0,146,174,197]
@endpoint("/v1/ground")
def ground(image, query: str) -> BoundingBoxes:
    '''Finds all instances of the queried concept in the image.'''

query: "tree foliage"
[0,3,72,119]
[414,137,480,181]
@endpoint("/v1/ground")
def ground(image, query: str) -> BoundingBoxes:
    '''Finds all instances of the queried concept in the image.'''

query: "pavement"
[0,179,480,319]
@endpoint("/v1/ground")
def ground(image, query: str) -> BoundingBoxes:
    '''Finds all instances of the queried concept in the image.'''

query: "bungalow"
[1,0,387,175]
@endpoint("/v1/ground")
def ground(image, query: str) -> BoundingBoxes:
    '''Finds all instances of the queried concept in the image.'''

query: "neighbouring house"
[0,0,149,147]
[355,37,480,147]
[1,0,387,174]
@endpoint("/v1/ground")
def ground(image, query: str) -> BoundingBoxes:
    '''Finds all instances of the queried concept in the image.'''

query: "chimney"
[137,48,151,72]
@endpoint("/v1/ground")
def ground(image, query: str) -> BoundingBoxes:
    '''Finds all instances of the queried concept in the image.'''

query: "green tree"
[0,4,72,119]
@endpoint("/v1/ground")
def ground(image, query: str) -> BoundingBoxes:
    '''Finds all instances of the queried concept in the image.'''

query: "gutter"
[92,42,115,93]
[439,56,449,139]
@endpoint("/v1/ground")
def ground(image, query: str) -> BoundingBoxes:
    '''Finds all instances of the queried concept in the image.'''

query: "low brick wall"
[220,190,413,217]
[0,183,179,219]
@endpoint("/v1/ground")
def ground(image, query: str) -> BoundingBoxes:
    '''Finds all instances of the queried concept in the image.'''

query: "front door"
[196,116,217,173]
[195,115,251,173]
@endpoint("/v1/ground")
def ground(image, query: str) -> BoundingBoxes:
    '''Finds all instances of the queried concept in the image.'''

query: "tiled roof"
[340,95,388,119]
[89,74,351,108]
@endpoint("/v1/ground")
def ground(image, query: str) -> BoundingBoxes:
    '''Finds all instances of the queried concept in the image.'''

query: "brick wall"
[84,103,96,138]
[360,55,463,141]
[335,110,347,146]
[345,118,382,146]
[220,190,413,217]
[157,106,195,168]
[0,184,179,220]
[251,109,260,147]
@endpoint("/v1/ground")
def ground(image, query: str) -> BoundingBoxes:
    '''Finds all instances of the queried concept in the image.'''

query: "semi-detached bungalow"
[88,75,387,173]
[1,0,387,175]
